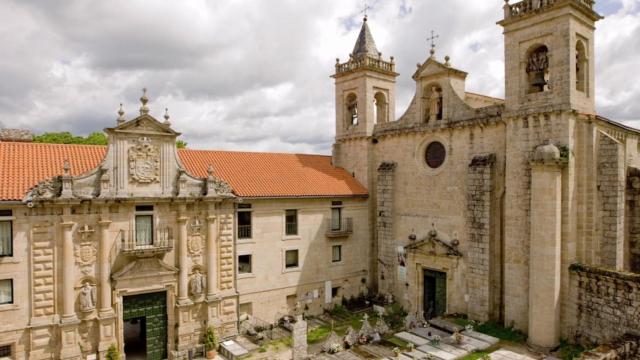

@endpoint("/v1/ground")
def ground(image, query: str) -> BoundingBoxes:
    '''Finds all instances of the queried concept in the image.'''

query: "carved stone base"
[98,314,117,360]
[59,320,82,360]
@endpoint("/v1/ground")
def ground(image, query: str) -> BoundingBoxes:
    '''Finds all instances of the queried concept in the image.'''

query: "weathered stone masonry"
[377,162,396,294]
[626,167,640,273]
[597,134,625,269]
[571,263,640,346]
[467,154,497,322]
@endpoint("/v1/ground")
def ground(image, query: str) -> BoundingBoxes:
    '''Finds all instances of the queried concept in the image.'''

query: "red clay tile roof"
[0,142,368,201]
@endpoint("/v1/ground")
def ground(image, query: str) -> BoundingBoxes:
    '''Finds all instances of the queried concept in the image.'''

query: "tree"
[33,131,107,145]
[176,140,188,149]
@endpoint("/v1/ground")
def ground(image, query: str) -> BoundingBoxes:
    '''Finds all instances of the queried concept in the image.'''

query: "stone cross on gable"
[78,224,95,240]
[427,30,440,53]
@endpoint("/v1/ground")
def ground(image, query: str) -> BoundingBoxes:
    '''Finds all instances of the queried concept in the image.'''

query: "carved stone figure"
[429,86,441,122]
[79,282,97,312]
[190,269,205,296]
[74,242,97,275]
[23,176,63,204]
[128,137,160,183]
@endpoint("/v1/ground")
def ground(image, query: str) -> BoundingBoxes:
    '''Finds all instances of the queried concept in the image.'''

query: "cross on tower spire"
[427,30,439,57]
[361,0,371,21]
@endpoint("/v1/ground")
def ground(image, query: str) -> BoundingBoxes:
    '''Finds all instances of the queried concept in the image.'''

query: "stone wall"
[597,134,625,269]
[571,263,640,345]
[578,335,640,360]
[626,167,640,273]
[466,154,496,322]
[376,162,396,295]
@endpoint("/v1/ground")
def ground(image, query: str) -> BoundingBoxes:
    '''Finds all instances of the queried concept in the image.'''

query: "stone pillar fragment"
[98,219,113,315]
[292,315,308,360]
[528,142,564,349]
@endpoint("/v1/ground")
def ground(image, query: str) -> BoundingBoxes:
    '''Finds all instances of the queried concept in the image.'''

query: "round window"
[425,142,446,169]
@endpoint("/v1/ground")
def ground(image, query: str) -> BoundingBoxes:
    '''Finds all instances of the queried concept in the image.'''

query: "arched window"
[374,92,388,124]
[423,85,443,122]
[526,45,550,94]
[576,40,588,94]
[345,93,358,127]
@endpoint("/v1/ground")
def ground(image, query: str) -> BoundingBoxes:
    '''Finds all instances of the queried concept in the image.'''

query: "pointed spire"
[163,108,171,126]
[139,88,150,115]
[117,103,126,124]
[351,17,379,60]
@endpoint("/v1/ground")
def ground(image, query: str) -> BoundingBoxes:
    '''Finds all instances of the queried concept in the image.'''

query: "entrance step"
[394,332,430,346]
[427,318,463,333]
[462,330,500,346]
[219,340,249,360]
[416,344,459,360]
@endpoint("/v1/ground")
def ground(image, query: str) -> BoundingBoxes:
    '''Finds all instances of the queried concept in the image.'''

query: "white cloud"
[0,0,638,153]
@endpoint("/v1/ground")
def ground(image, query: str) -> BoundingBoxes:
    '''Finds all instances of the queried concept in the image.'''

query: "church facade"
[333,0,639,350]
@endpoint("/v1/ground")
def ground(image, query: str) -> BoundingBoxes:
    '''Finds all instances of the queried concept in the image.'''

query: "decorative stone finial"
[444,55,451,67]
[207,165,214,179]
[117,103,125,124]
[139,88,150,115]
[429,48,436,58]
[63,159,71,176]
[163,108,171,125]
[532,140,562,164]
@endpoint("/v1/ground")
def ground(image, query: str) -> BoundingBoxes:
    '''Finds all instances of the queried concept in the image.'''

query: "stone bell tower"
[499,0,602,115]
[331,15,398,188]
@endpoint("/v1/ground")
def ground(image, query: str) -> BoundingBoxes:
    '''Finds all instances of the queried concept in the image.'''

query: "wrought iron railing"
[325,217,353,238]
[335,55,395,76]
[120,227,173,256]
[237,224,252,239]
[505,0,594,19]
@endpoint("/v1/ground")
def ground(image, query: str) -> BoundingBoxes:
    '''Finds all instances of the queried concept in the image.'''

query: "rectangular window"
[0,344,10,357]
[237,205,252,239]
[135,214,153,246]
[0,210,12,257]
[0,279,12,305]
[285,210,298,236]
[332,245,342,263]
[331,207,342,231]
[285,249,299,269]
[238,255,252,274]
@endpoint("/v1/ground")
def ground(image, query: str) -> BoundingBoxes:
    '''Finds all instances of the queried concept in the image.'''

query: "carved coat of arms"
[128,137,160,183]
[75,243,97,274]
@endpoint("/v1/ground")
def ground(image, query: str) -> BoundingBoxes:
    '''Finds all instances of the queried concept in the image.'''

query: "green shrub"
[204,326,217,351]
[105,344,119,360]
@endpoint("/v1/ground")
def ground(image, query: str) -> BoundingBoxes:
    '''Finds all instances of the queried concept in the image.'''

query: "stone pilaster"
[376,162,396,295]
[466,154,497,322]
[528,142,565,349]
[206,214,219,300]
[597,133,625,270]
[177,215,191,305]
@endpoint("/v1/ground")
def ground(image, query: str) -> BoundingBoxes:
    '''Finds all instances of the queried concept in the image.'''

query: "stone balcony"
[334,55,397,77]
[503,0,595,20]
[325,217,353,238]
[117,227,174,257]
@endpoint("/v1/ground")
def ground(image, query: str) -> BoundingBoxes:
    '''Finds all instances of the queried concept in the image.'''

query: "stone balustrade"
[504,0,594,19]
[335,55,395,76]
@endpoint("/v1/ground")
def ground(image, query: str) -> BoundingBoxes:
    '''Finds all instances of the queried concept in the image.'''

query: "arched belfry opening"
[576,40,588,94]
[374,92,388,124]
[526,45,550,94]
[423,85,443,122]
[345,93,358,127]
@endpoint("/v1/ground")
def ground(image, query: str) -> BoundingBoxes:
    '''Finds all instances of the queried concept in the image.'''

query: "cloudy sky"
[0,0,638,154]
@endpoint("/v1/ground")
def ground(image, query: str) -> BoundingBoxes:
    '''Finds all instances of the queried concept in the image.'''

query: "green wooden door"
[123,292,167,360]
[423,269,447,319]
